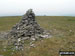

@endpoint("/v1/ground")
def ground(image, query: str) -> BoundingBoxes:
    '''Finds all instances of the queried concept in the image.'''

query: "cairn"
[6,9,48,50]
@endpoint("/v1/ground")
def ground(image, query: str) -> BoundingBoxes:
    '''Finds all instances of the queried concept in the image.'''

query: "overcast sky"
[0,0,75,16]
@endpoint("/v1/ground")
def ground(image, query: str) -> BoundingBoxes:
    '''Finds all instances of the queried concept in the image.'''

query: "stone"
[39,35,49,38]
[30,38,36,41]
[18,38,21,42]
[30,44,35,47]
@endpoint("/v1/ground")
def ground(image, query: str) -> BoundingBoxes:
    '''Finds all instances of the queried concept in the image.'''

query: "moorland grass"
[0,16,75,56]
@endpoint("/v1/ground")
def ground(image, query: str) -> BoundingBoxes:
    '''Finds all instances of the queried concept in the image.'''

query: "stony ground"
[0,16,75,56]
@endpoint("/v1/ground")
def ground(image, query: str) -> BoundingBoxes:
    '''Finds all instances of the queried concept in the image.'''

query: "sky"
[0,0,75,16]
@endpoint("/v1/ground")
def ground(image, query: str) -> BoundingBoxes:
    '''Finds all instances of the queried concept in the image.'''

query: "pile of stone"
[6,9,50,50]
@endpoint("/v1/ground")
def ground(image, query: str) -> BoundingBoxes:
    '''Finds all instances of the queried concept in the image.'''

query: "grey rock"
[30,44,35,47]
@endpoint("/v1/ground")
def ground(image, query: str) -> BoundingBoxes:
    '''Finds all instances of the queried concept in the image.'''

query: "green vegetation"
[0,16,21,31]
[0,16,75,56]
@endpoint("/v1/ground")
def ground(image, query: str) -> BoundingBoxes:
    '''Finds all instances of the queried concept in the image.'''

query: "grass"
[0,16,75,56]
[0,16,21,31]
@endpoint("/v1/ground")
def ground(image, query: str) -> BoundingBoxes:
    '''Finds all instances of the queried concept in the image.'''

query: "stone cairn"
[6,9,49,50]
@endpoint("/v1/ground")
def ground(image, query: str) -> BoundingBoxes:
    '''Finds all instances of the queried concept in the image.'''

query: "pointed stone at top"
[22,9,35,20]
[26,9,33,14]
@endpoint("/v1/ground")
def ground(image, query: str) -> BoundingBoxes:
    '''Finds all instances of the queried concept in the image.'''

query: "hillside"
[0,16,75,56]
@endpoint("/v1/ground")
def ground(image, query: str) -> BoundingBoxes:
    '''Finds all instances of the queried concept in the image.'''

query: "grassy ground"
[0,16,21,31]
[0,16,75,56]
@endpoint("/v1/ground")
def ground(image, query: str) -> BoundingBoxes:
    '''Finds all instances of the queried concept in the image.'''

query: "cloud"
[0,0,75,16]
